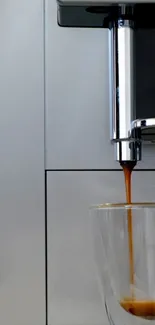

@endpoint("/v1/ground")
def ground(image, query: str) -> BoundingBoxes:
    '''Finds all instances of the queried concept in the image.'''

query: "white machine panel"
[0,0,45,324]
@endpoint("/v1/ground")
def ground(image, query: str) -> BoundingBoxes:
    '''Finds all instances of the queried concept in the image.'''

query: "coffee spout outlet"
[109,12,155,163]
[109,15,136,163]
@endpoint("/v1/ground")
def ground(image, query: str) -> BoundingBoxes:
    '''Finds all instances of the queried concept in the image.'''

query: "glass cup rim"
[90,202,155,210]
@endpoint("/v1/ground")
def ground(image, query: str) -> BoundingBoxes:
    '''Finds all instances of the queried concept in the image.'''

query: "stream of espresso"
[119,161,155,318]
[121,161,136,292]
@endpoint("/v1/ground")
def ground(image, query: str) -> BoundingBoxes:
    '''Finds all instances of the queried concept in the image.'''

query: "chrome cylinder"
[109,18,141,162]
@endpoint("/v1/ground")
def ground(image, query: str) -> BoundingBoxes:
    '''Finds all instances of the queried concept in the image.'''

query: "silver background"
[1,0,155,324]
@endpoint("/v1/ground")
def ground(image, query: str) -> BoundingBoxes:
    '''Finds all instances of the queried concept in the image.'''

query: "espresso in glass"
[120,161,155,319]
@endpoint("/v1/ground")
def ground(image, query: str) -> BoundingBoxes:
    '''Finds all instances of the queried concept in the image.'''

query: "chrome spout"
[109,16,140,162]
[109,14,155,162]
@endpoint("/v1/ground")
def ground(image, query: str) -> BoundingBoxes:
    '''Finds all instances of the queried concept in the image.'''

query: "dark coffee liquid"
[120,299,155,318]
[121,161,136,294]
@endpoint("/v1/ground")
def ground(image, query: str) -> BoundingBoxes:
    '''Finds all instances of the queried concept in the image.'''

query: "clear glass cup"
[90,203,155,325]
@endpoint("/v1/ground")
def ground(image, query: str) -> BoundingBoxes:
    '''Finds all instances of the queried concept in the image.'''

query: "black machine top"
[57,3,155,28]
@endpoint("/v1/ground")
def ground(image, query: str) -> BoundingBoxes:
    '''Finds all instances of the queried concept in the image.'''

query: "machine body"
[56,0,155,163]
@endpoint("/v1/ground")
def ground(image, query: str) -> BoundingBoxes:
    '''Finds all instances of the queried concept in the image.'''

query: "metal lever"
[131,118,155,143]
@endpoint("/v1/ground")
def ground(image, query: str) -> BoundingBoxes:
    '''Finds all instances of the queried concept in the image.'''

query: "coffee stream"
[121,161,136,292]
[119,161,155,318]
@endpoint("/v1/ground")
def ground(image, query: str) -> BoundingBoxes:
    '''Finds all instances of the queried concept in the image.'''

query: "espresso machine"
[56,1,155,164]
